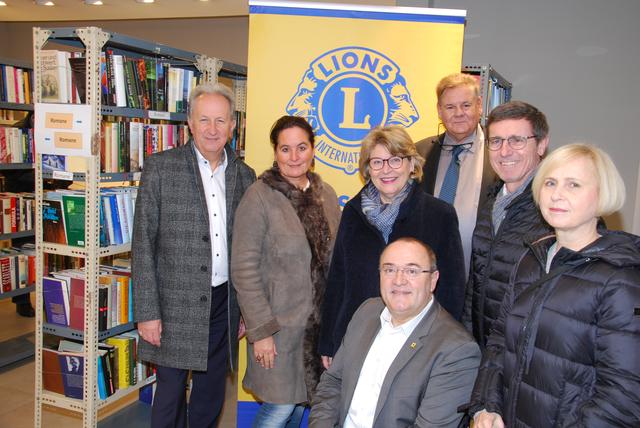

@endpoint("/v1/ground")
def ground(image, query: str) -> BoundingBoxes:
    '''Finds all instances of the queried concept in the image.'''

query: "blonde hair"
[532,143,625,216]
[359,126,424,182]
[436,73,480,104]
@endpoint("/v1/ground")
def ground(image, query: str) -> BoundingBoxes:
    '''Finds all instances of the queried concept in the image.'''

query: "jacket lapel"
[224,145,238,238]
[422,135,444,195]
[373,300,440,423]
[187,141,208,225]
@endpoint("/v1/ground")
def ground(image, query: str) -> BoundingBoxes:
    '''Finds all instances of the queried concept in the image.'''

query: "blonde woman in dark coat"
[232,116,341,427]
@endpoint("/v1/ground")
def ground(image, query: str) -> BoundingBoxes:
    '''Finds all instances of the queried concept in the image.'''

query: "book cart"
[32,26,247,428]
[0,56,36,367]
[463,63,512,125]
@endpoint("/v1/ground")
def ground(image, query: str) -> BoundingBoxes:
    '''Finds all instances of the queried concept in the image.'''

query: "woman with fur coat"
[231,116,341,427]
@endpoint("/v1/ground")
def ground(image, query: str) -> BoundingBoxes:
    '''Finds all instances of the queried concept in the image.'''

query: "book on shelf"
[44,266,132,331]
[0,246,32,293]
[42,276,70,326]
[52,269,85,330]
[0,64,33,104]
[68,57,86,104]
[42,196,67,245]
[42,336,152,400]
[61,193,85,247]
[40,50,71,103]
[42,188,137,247]
[0,126,33,164]
[101,118,190,173]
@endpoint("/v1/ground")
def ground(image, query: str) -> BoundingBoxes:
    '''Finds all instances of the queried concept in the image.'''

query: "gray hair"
[188,82,236,118]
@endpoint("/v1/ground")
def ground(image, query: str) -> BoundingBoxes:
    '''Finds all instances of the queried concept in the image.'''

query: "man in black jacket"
[462,101,553,348]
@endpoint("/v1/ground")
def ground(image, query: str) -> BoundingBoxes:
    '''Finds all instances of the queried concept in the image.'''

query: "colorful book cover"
[58,352,84,399]
[104,336,131,389]
[61,194,85,247]
[42,276,70,326]
[42,198,67,245]
[42,348,65,395]
[68,276,85,331]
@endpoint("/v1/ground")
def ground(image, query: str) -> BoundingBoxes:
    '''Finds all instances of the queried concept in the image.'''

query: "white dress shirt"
[344,299,434,428]
[433,125,486,276]
[194,146,228,287]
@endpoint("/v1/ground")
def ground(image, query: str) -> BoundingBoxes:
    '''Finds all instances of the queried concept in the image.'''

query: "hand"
[138,319,162,347]
[238,317,246,340]
[321,355,333,370]
[253,336,277,369]
[474,410,505,428]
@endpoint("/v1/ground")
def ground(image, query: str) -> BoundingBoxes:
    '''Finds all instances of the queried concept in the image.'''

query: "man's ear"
[430,270,439,292]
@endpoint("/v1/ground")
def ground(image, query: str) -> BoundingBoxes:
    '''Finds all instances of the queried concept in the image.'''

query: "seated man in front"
[310,237,480,428]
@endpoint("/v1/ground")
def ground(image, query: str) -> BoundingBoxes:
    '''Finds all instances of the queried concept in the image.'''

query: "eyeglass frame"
[486,135,537,151]
[368,156,407,171]
[379,264,438,279]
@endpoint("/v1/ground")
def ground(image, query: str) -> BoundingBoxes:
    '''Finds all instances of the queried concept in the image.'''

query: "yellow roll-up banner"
[239,1,466,425]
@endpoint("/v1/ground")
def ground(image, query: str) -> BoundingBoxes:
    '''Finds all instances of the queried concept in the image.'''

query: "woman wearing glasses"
[471,144,640,427]
[318,125,466,369]
[231,116,341,427]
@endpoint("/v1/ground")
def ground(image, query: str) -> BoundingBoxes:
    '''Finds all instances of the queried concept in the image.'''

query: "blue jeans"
[252,402,306,428]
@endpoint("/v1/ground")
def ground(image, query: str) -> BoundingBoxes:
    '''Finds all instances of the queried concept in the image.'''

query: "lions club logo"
[286,46,419,175]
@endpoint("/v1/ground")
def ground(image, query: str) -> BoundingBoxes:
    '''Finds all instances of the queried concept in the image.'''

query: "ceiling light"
[0,1,7,6]
[35,0,55,5]
[85,0,103,4]
[136,0,154,3]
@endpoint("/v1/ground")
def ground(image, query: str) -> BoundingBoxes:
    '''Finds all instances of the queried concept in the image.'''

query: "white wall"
[435,0,640,231]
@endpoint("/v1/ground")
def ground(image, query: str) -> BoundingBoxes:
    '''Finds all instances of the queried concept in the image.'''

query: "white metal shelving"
[31,26,245,428]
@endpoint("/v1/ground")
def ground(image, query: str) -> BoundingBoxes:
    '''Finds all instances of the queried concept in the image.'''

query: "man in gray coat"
[310,238,480,428]
[132,82,255,428]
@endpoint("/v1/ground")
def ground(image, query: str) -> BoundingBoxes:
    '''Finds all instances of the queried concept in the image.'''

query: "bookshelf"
[463,64,512,125]
[32,26,246,428]
[0,57,36,368]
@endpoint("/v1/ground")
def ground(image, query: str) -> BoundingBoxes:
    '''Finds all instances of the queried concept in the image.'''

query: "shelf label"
[52,170,74,181]
[147,111,171,120]
[35,103,92,157]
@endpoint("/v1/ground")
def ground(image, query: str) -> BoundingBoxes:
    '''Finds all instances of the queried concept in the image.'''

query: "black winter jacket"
[318,183,466,357]
[470,231,640,427]
[462,181,552,348]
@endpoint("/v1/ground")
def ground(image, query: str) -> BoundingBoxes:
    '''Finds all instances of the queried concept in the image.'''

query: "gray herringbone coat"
[132,141,255,371]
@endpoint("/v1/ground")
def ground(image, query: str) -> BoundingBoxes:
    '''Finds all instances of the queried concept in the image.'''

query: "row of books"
[43,187,138,248]
[229,110,246,155]
[0,244,35,294]
[0,126,35,164]
[0,192,35,234]
[43,263,132,331]
[43,336,154,400]
[40,49,202,114]
[487,76,511,112]
[101,119,190,173]
[103,50,201,113]
[40,50,82,105]
[0,63,33,104]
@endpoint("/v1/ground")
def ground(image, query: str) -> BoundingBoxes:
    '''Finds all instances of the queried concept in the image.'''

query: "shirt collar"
[194,142,227,172]
[443,124,480,154]
[500,168,536,197]
[379,298,434,336]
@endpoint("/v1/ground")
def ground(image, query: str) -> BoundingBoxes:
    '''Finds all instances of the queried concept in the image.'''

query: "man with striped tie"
[416,73,496,276]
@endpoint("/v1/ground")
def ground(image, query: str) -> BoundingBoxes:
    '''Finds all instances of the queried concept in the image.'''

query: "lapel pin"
[410,342,417,348]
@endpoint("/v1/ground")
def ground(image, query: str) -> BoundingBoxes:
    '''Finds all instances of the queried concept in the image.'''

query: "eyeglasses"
[369,156,406,171]
[487,135,537,151]
[379,264,437,279]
